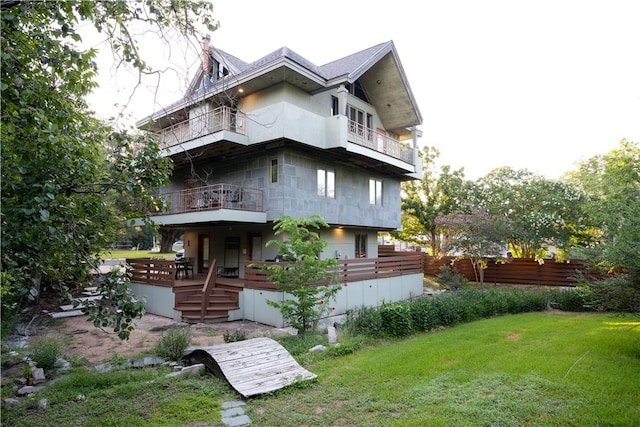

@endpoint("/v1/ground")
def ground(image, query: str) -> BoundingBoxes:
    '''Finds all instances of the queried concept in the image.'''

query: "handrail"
[347,120,414,165]
[200,258,217,322]
[155,183,264,215]
[126,258,175,287]
[244,255,423,290]
[158,106,246,149]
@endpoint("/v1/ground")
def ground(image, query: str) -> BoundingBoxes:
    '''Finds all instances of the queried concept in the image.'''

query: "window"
[317,168,335,198]
[355,234,367,258]
[369,179,382,205]
[331,96,339,116]
[270,158,278,183]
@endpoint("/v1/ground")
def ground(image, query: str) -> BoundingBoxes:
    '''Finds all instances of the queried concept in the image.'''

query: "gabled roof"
[139,41,422,135]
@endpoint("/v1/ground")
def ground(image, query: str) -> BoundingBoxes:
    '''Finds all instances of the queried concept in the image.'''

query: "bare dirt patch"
[31,314,282,366]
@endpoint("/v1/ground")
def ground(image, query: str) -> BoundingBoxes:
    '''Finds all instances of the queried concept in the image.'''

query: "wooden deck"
[183,337,317,397]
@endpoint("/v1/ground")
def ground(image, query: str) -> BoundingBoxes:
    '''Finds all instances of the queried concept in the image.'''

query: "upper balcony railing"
[155,183,263,215]
[158,106,246,149]
[347,120,415,165]
[153,106,414,165]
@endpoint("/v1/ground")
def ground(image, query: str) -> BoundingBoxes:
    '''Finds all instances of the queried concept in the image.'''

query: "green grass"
[101,250,177,260]
[2,313,638,426]
[249,312,640,426]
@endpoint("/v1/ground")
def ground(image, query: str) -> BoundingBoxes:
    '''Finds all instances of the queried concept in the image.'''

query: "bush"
[347,288,553,339]
[379,302,413,338]
[409,297,439,332]
[30,336,62,371]
[576,274,640,312]
[343,306,384,338]
[548,288,587,311]
[435,265,468,290]
[153,326,192,361]
[223,329,247,343]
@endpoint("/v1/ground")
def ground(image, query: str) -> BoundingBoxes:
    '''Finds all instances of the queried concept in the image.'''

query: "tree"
[436,209,512,285]
[254,215,340,334]
[395,146,470,255]
[472,167,588,259]
[565,139,640,278]
[1,1,216,338]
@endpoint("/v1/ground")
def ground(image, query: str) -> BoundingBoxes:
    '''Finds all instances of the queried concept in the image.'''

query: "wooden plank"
[184,337,316,398]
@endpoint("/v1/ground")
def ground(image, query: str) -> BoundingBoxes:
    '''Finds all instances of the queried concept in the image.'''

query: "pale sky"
[87,0,640,180]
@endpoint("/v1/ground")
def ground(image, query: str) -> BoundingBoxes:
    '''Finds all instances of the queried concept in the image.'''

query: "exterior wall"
[180,224,381,276]
[238,273,424,328]
[169,147,401,230]
[129,283,181,321]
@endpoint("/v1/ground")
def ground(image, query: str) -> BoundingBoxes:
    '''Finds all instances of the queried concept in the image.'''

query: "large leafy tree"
[1,0,216,338]
[396,146,470,255]
[472,167,587,259]
[564,139,640,278]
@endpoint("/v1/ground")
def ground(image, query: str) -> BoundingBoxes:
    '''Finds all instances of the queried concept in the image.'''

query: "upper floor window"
[348,105,373,140]
[344,80,369,103]
[317,168,335,198]
[331,96,339,116]
[270,158,278,184]
[369,179,382,205]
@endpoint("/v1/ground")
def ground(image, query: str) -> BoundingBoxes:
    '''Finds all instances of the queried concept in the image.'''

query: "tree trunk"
[158,227,181,253]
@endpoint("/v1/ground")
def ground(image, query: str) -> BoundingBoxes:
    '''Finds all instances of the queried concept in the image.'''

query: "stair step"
[174,305,239,312]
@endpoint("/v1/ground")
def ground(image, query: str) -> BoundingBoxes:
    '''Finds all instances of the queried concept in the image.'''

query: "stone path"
[221,401,251,426]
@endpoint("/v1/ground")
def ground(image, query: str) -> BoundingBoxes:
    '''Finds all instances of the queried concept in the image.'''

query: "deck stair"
[173,284,239,323]
[172,261,242,323]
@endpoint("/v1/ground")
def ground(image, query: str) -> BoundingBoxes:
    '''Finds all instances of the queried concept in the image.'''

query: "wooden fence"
[243,255,423,290]
[421,256,590,286]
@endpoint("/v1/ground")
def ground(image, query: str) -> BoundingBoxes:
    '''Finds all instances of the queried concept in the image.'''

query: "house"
[129,38,425,327]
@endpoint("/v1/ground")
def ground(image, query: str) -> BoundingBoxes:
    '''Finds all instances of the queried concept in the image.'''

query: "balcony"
[155,183,263,215]
[347,120,415,165]
[158,106,246,149]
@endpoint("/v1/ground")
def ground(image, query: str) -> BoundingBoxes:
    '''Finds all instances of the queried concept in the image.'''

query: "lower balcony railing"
[155,183,263,215]
[347,120,414,165]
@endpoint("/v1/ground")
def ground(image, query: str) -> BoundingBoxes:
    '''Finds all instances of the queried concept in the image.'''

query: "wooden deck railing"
[244,255,423,290]
[200,259,217,322]
[126,258,175,287]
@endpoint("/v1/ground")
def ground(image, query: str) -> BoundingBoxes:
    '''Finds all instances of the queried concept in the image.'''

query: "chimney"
[202,35,211,76]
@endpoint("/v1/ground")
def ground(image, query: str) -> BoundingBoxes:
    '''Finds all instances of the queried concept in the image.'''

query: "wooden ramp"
[183,337,317,398]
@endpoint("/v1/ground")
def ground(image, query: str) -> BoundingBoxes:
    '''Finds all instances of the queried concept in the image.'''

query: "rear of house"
[130,38,425,327]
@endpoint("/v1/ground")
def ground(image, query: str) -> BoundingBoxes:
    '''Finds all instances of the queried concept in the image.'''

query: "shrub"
[29,336,62,371]
[379,302,413,338]
[435,265,468,290]
[153,325,192,361]
[548,288,587,311]
[343,306,384,338]
[223,329,247,343]
[576,274,640,313]
[409,297,439,332]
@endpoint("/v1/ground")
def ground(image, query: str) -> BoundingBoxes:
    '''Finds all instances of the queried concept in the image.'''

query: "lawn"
[101,249,177,260]
[3,312,638,426]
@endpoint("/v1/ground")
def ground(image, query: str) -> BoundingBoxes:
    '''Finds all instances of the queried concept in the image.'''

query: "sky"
[87,0,640,181]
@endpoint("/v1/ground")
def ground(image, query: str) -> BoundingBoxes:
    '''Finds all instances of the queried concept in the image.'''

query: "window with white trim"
[317,168,335,198]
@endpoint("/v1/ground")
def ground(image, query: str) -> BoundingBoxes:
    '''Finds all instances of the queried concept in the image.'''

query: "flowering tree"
[256,215,340,334]
[472,167,587,259]
[436,209,512,285]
